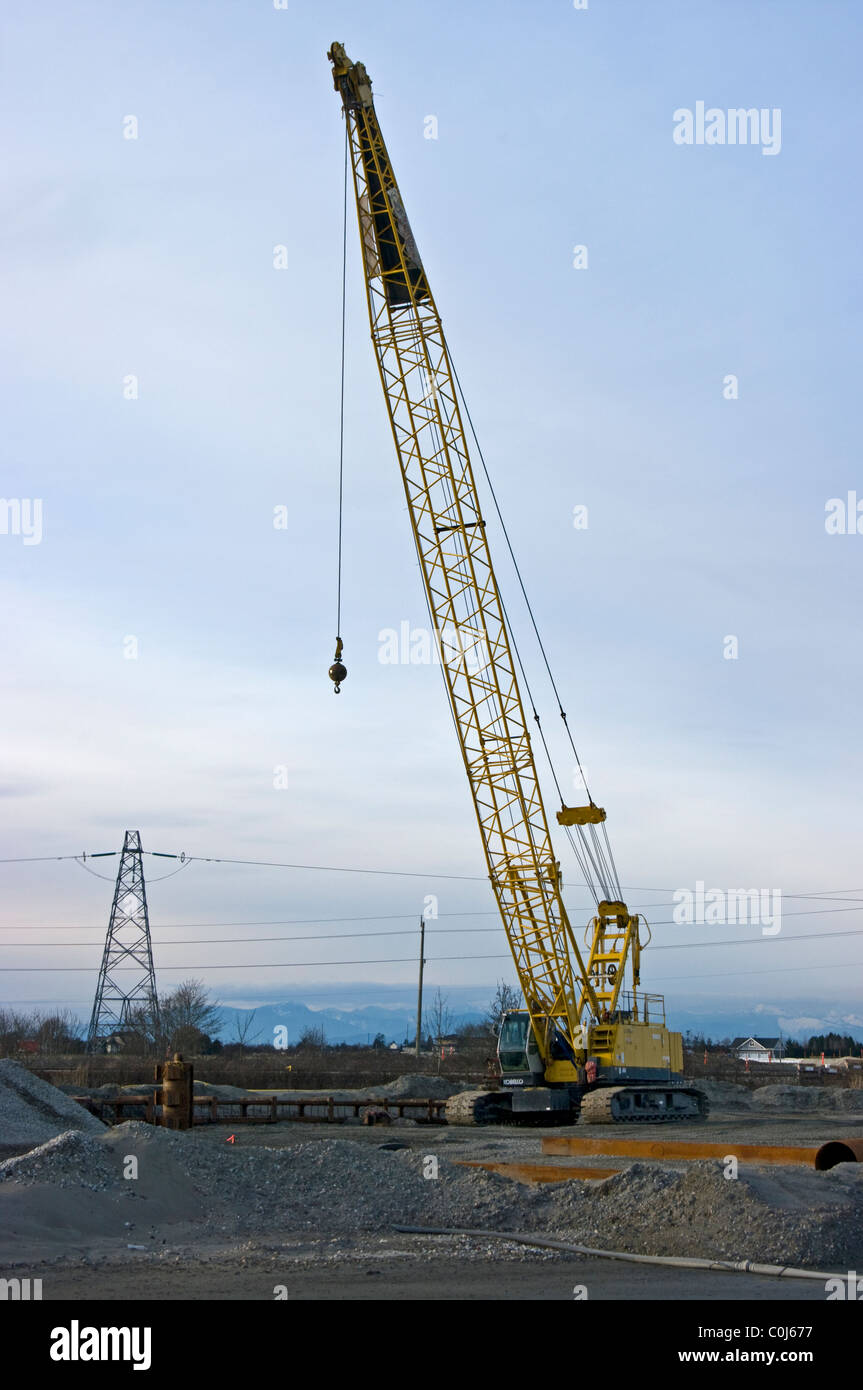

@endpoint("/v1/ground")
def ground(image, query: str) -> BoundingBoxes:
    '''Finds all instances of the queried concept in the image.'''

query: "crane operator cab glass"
[498,1011,543,1086]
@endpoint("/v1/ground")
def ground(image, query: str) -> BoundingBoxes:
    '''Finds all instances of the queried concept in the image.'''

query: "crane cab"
[497,1000,685,1089]
[497,1011,544,1088]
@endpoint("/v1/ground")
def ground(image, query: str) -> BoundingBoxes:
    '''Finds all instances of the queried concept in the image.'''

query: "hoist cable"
[335,117,349,643]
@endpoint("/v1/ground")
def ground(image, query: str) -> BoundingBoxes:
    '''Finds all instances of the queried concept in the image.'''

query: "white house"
[732,1036,786,1062]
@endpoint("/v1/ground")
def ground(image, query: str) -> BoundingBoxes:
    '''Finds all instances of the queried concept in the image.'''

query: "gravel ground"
[3,1067,862,1292]
[26,1247,836,1302]
[2,1116,862,1273]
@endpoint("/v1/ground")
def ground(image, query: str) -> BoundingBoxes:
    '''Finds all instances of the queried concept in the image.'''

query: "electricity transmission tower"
[87,830,160,1052]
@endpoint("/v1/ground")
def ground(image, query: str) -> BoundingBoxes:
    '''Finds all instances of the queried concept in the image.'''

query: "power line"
[2,919,863,950]
[6,930,863,972]
[651,926,863,951]
[3,848,863,907]
[656,960,863,984]
[0,854,113,864]
[3,903,863,946]
[186,854,487,881]
[0,909,501,932]
[185,858,863,906]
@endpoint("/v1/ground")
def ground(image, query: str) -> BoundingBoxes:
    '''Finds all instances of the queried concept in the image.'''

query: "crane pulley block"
[328,42,372,107]
[556,803,607,826]
[597,899,630,919]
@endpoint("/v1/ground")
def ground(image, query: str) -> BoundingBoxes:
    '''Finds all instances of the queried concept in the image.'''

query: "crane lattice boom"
[328,43,667,1087]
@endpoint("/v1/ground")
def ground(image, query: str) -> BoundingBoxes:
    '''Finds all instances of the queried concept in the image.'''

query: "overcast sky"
[1,0,861,1036]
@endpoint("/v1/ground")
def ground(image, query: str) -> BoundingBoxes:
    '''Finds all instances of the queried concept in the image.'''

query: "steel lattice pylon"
[86,830,160,1052]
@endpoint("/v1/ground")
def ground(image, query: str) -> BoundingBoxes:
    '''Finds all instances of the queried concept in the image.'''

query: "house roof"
[731,1036,782,1049]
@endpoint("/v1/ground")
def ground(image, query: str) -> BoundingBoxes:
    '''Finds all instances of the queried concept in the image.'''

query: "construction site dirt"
[2,1062,862,1302]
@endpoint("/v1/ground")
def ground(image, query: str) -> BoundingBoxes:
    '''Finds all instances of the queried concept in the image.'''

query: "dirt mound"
[751,1085,863,1113]
[192,1082,255,1100]
[2,1119,861,1272]
[368,1074,470,1100]
[690,1080,753,1110]
[0,1122,209,1264]
[0,1059,106,1152]
[556,1160,863,1269]
[0,1129,117,1190]
[829,1089,863,1112]
[60,1080,257,1102]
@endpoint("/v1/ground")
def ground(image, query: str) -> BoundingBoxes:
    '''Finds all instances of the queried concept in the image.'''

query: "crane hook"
[328,636,347,694]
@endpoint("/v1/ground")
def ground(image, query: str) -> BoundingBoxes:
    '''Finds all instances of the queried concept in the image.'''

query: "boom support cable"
[445,341,621,903]
[445,345,592,784]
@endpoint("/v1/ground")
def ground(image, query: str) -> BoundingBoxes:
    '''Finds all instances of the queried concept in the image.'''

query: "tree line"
[0,979,223,1058]
[0,979,523,1058]
[12,980,852,1061]
[683,1030,861,1057]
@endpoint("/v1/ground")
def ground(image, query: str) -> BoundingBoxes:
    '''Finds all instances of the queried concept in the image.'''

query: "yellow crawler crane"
[328,44,707,1125]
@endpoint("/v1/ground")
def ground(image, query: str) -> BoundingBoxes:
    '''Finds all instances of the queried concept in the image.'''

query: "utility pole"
[87,831,160,1052]
[415,916,425,1060]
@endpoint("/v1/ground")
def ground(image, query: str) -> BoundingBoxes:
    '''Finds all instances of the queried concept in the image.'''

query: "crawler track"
[579,1086,709,1124]
[444,1091,507,1126]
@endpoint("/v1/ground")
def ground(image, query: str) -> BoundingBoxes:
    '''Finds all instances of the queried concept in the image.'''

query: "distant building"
[731,1036,786,1062]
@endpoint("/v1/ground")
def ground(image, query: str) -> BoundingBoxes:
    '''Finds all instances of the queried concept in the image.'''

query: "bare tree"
[298,1024,327,1051]
[124,979,222,1056]
[33,1009,85,1053]
[423,988,454,1072]
[124,1002,164,1056]
[485,980,521,1036]
[160,979,222,1051]
[0,1008,31,1056]
[232,1009,260,1047]
[170,1025,211,1056]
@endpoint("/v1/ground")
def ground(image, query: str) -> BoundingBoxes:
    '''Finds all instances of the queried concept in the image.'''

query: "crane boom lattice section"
[330,45,598,1052]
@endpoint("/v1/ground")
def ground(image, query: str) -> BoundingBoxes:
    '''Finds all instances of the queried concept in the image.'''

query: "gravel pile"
[829,1089,863,1112]
[367,1074,472,1100]
[751,1085,863,1113]
[61,1080,253,1101]
[2,1119,861,1271]
[694,1080,754,1110]
[552,1160,863,1270]
[0,1059,106,1151]
[692,1078,863,1114]
[193,1082,257,1100]
[0,1130,117,1190]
